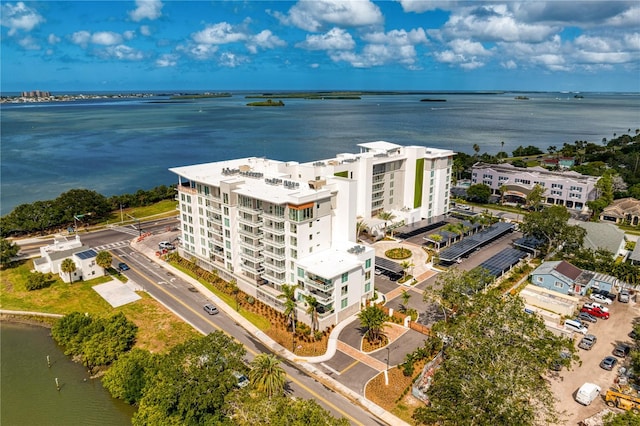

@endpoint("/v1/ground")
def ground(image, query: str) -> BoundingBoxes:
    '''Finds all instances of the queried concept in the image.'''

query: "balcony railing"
[238,227,263,238]
[241,262,265,275]
[238,238,264,250]
[305,277,334,292]
[262,270,286,284]
[306,289,333,304]
[263,225,286,236]
[263,249,286,261]
[262,211,286,221]
[264,261,286,274]
[238,215,263,227]
[238,204,263,214]
[263,237,286,248]
[205,203,222,214]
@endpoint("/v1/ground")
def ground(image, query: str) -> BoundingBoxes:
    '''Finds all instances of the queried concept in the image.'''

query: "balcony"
[206,211,222,221]
[238,238,264,250]
[178,185,197,195]
[262,270,286,284]
[263,236,286,248]
[306,289,333,304]
[209,233,223,243]
[238,214,263,227]
[238,204,262,215]
[264,261,286,274]
[262,210,286,221]
[240,249,264,263]
[263,224,286,236]
[305,277,334,293]
[238,226,263,238]
[210,225,223,236]
[263,248,286,261]
[205,203,222,214]
[241,262,265,275]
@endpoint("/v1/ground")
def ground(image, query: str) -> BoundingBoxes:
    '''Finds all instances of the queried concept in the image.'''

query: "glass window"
[341,285,348,296]
[223,193,229,203]
[365,259,371,268]
[341,298,348,309]
[297,267,304,278]
[224,218,230,227]
[365,282,371,293]
[341,272,348,283]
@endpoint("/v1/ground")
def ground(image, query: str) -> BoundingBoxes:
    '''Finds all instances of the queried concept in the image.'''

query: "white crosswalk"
[92,240,130,251]
[107,224,142,236]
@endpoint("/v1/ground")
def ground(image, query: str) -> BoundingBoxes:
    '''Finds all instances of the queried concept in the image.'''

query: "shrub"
[25,271,55,290]
[246,296,255,305]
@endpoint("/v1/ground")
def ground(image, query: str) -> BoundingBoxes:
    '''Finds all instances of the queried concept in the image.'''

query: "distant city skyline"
[1,1,639,93]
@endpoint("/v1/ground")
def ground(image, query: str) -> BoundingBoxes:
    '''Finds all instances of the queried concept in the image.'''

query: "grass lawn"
[1,259,198,353]
[101,199,178,226]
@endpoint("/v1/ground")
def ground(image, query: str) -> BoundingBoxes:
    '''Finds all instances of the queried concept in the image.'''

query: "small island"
[246,99,284,107]
[420,98,446,102]
[514,96,530,100]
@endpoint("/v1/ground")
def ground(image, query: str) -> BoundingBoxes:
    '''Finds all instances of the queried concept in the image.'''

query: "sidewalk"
[130,238,410,426]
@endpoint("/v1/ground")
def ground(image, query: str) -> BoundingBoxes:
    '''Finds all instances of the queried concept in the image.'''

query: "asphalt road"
[18,223,386,425]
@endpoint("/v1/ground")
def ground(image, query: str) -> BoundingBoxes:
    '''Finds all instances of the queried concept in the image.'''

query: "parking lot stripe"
[339,359,360,375]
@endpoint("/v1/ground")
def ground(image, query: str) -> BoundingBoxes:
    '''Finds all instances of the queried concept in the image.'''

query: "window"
[223,193,229,203]
[297,267,304,278]
[365,271,371,280]
[225,241,231,249]
[224,207,229,215]
[554,281,563,288]
[341,285,348,296]
[290,249,297,259]
[341,272,348,283]
[341,298,348,309]
[289,206,314,222]
[309,234,313,241]
[290,223,297,233]
[309,221,313,228]
[290,236,297,246]
[365,283,371,293]
[224,218,230,227]
[365,259,371,268]
[536,276,543,283]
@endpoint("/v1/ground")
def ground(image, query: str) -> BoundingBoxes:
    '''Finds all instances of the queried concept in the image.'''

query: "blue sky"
[1,1,639,92]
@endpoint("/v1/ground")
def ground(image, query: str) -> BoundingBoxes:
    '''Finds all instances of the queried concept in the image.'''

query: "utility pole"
[125,213,142,236]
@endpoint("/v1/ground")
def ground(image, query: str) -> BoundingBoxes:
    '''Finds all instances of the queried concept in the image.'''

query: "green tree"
[414,271,575,426]
[60,258,77,283]
[526,183,546,210]
[356,220,367,242]
[427,233,443,251]
[304,295,320,334]
[357,305,388,344]
[400,260,414,279]
[472,143,480,158]
[133,332,246,425]
[0,237,20,267]
[603,411,640,426]
[465,183,491,203]
[400,290,412,313]
[377,211,396,237]
[25,271,54,290]
[519,205,585,258]
[95,251,112,275]
[278,284,297,333]
[427,267,494,316]
[55,188,112,226]
[229,279,240,311]
[249,353,287,398]
[102,348,158,405]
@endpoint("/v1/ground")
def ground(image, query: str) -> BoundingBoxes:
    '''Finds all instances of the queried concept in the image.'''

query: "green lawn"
[102,199,178,226]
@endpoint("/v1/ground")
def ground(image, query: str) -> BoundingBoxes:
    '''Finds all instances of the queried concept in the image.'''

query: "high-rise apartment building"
[170,141,454,329]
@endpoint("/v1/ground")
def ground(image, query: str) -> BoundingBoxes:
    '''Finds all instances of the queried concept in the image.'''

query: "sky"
[1,0,639,93]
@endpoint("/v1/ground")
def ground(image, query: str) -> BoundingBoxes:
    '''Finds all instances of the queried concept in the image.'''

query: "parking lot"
[550,297,639,424]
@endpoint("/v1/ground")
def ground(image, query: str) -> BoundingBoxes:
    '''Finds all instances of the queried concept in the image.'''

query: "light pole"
[73,213,91,233]
[125,213,142,236]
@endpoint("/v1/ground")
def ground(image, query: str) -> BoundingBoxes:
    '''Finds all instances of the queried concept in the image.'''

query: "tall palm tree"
[304,295,319,334]
[427,233,443,251]
[357,305,387,344]
[377,211,396,237]
[356,220,367,242]
[249,353,287,398]
[60,258,76,283]
[400,260,414,279]
[400,289,412,313]
[277,284,297,333]
[229,279,239,311]
[95,251,112,276]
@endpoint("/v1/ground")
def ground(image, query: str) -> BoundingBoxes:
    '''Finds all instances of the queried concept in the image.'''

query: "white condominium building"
[471,162,600,211]
[170,142,454,329]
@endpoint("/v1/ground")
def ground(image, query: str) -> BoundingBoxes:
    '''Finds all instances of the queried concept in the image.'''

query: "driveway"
[550,298,639,425]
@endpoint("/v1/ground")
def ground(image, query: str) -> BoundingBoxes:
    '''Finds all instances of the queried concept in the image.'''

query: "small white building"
[33,236,102,283]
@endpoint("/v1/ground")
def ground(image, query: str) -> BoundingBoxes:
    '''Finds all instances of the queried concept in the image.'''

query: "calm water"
[1,91,638,214]
[0,322,134,425]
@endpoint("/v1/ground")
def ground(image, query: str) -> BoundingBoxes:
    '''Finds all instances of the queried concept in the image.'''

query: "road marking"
[109,253,364,425]
[339,359,360,375]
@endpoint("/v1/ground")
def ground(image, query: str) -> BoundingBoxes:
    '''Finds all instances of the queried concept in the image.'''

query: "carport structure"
[438,222,516,264]
[374,256,404,277]
[393,217,446,239]
[477,248,529,278]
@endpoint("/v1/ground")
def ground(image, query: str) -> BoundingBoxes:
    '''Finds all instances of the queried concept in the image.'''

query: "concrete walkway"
[130,239,410,426]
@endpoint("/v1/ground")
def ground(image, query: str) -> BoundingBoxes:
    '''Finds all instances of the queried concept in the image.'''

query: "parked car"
[159,241,175,250]
[118,262,130,271]
[593,289,616,301]
[630,330,638,340]
[375,268,383,275]
[575,383,602,405]
[619,289,630,303]
[232,371,250,388]
[583,302,609,313]
[613,344,631,358]
[590,293,613,305]
[600,356,618,371]
[551,351,572,371]
[578,334,597,350]
[581,306,610,319]
[203,304,219,315]
[577,312,598,323]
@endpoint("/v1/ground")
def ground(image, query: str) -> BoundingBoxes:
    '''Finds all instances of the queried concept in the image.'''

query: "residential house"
[570,220,627,259]
[530,260,624,296]
[600,197,640,226]
[33,236,103,283]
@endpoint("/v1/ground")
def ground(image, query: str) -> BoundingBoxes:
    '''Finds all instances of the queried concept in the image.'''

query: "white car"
[583,302,609,313]
[590,293,613,305]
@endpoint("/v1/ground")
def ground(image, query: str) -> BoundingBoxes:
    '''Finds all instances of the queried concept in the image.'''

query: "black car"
[577,312,597,323]
[118,262,130,271]
[592,289,616,301]
[600,356,618,371]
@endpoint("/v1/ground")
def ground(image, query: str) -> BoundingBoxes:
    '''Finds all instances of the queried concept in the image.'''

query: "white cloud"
[140,25,151,36]
[448,39,490,56]
[18,35,40,50]
[71,30,92,47]
[396,0,455,13]
[433,38,490,69]
[246,30,286,54]
[192,22,248,45]
[1,2,44,35]
[501,60,517,69]
[605,6,640,27]
[129,0,163,22]
[278,0,383,32]
[91,31,123,46]
[99,45,144,61]
[156,53,178,67]
[123,30,136,40]
[48,33,60,44]
[219,52,249,68]
[362,28,428,45]
[177,43,219,60]
[296,27,355,51]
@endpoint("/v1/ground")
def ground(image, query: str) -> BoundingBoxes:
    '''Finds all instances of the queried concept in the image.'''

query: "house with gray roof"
[629,242,640,266]
[530,260,624,296]
[600,197,640,226]
[34,238,103,283]
[570,221,627,259]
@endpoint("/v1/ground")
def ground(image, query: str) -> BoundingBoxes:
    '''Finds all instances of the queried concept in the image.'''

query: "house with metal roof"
[530,260,624,296]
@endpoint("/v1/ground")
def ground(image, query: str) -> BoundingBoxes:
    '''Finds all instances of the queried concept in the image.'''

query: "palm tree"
[304,295,319,334]
[427,233,443,251]
[277,284,297,333]
[60,258,76,283]
[357,305,387,344]
[229,279,239,311]
[400,260,414,280]
[95,251,112,276]
[249,353,287,398]
[377,211,396,237]
[400,289,411,313]
[472,143,480,158]
[356,220,367,242]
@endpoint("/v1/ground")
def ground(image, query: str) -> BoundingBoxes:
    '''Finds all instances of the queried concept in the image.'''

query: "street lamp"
[73,213,91,233]
[125,213,142,236]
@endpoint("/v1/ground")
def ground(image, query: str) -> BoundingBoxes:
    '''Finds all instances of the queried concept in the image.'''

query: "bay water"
[1,322,135,425]
[1,91,638,215]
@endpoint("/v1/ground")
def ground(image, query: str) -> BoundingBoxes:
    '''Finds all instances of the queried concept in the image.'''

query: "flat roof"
[297,244,370,277]
[374,256,403,274]
[439,222,515,263]
[477,248,528,277]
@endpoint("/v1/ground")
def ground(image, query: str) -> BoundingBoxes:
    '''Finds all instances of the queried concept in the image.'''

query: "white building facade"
[471,163,600,211]
[170,142,454,329]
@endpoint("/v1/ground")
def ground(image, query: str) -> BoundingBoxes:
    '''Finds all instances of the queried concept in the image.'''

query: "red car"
[581,306,610,319]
